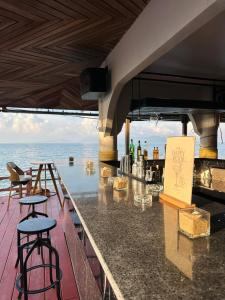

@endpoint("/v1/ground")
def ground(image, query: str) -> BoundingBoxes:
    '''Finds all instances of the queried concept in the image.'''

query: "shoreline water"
[1,142,225,192]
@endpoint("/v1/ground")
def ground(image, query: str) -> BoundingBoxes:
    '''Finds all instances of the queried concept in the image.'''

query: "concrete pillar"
[125,118,130,155]
[181,116,188,136]
[189,112,219,159]
[98,97,118,161]
[99,132,117,161]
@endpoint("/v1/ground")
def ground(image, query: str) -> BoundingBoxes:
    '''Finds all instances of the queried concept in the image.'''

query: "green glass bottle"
[129,139,135,161]
[137,140,142,159]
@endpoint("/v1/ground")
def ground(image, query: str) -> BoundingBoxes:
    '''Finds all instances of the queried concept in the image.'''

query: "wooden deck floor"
[0,194,80,300]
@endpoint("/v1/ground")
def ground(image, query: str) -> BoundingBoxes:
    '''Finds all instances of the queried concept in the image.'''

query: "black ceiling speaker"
[80,68,108,100]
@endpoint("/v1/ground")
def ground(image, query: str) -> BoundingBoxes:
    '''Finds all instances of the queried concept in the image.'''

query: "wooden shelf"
[160,193,195,209]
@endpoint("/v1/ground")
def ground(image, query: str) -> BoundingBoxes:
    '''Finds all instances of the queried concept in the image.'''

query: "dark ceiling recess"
[80,68,108,100]
[129,72,225,122]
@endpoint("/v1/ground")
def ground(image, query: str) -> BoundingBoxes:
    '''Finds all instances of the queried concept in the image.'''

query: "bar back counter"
[56,160,225,300]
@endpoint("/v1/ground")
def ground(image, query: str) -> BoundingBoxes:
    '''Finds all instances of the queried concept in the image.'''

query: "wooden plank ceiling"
[0,0,149,111]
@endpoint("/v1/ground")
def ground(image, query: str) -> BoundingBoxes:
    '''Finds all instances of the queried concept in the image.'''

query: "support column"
[125,118,130,155]
[181,116,188,136]
[99,132,118,161]
[98,98,118,161]
[189,112,219,159]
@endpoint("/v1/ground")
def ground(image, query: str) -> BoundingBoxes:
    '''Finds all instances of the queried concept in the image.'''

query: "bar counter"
[56,160,225,300]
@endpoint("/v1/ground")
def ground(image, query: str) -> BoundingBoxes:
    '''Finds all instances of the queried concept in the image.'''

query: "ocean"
[1,142,225,192]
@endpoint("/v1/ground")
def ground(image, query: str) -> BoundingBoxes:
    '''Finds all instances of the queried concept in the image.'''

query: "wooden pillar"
[125,118,130,155]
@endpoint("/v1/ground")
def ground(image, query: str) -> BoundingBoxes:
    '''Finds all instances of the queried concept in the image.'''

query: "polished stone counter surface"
[56,160,225,300]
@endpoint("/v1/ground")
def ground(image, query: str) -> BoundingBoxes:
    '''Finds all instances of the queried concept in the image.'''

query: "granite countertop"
[56,160,225,300]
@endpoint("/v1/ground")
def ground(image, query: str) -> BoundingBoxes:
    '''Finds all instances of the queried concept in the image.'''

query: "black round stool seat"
[17,217,56,235]
[19,195,47,206]
[19,195,48,222]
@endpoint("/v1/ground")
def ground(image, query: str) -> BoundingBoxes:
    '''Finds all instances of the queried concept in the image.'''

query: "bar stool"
[15,196,48,267]
[19,195,48,222]
[16,218,62,300]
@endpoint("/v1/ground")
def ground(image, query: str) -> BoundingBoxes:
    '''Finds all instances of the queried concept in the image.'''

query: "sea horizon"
[0,141,225,193]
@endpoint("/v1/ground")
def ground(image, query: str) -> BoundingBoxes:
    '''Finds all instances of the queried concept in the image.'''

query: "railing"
[0,167,59,194]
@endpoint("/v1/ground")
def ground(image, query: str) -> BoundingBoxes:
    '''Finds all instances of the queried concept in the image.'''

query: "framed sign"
[164,137,195,205]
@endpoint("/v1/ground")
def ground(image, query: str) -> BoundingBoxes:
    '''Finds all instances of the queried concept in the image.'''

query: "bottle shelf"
[118,170,160,185]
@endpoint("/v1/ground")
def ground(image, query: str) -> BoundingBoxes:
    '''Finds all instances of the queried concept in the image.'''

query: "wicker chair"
[6,162,32,211]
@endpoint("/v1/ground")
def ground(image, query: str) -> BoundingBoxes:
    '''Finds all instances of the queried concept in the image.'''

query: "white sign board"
[164,136,195,205]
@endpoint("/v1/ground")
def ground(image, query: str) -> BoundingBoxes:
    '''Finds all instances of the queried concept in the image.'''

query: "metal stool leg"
[18,240,25,299]
[49,244,54,286]
[47,239,62,299]
[23,268,28,300]
[46,235,53,285]
[15,231,21,268]
[41,234,44,264]
[55,249,62,300]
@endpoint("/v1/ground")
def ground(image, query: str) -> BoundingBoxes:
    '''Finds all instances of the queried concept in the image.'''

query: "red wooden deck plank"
[49,193,79,300]
[53,224,78,300]
[0,206,21,279]
[0,230,18,300]
[0,204,17,247]
[0,200,29,299]
[0,193,80,300]
[0,199,8,224]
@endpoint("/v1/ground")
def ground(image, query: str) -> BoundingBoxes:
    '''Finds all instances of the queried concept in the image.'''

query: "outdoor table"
[32,161,62,208]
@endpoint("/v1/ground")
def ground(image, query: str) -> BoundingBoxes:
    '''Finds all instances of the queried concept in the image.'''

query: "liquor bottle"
[156,147,159,159]
[129,139,135,161]
[153,147,156,159]
[143,140,148,160]
[137,140,142,159]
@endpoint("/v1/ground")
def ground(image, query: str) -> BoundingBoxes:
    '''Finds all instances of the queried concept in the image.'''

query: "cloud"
[79,118,98,136]
[2,112,220,145]
[126,120,183,139]
[0,113,99,143]
[11,114,42,134]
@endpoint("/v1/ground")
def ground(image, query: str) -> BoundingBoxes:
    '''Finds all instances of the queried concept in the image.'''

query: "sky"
[0,112,224,146]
